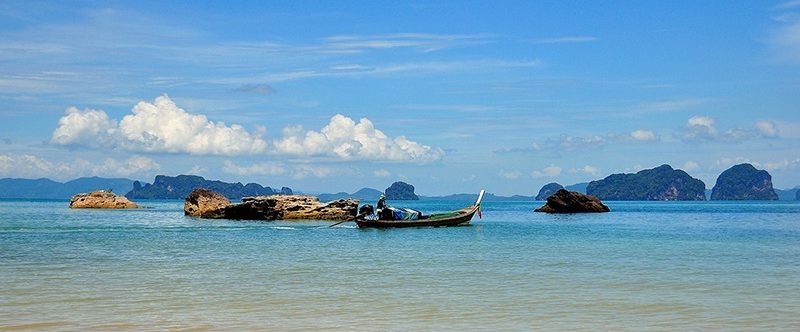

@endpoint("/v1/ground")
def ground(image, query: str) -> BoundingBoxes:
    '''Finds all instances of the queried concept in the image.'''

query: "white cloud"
[222,160,286,176]
[187,165,207,175]
[715,157,760,170]
[569,165,600,176]
[557,135,605,150]
[273,114,443,162]
[373,169,391,178]
[682,161,700,171]
[531,165,562,178]
[52,95,269,156]
[682,115,717,142]
[714,157,800,172]
[630,129,656,141]
[755,120,779,137]
[499,170,522,180]
[0,154,159,180]
[51,107,117,146]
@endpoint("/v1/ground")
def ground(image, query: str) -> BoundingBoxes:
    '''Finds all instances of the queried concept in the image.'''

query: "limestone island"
[184,188,359,221]
[711,163,778,200]
[69,190,140,209]
[385,181,419,200]
[534,189,610,213]
[586,164,706,201]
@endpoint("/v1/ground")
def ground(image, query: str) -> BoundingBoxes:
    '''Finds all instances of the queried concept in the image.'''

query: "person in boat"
[375,193,423,221]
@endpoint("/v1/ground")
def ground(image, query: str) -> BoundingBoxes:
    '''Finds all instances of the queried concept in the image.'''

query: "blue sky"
[1,0,799,195]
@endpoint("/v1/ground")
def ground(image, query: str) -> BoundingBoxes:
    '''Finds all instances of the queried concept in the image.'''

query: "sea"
[1,199,799,331]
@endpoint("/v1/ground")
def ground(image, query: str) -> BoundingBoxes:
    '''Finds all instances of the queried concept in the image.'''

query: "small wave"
[271,226,298,230]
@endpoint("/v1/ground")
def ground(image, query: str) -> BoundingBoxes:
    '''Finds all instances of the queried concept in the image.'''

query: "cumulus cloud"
[52,95,269,155]
[499,170,522,180]
[531,165,562,178]
[755,120,779,137]
[51,107,117,146]
[222,160,286,176]
[630,129,656,141]
[682,115,717,141]
[273,114,443,162]
[569,165,600,176]
[0,154,159,180]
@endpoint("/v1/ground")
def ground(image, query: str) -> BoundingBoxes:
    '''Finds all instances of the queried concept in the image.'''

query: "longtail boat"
[355,190,485,228]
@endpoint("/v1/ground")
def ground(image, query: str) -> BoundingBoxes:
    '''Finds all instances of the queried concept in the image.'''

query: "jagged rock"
[711,163,778,200]
[69,190,139,209]
[536,182,564,200]
[534,189,610,213]
[184,188,231,218]
[183,189,359,221]
[385,181,419,200]
[587,164,706,200]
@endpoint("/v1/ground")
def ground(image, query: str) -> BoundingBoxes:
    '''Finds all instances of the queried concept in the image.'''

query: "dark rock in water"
[536,182,564,200]
[711,163,778,200]
[385,181,419,200]
[534,189,609,213]
[587,164,706,201]
[126,174,290,200]
[183,189,359,221]
[184,188,231,218]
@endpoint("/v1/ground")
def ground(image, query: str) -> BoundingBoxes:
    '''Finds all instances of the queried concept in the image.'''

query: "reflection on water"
[1,199,799,330]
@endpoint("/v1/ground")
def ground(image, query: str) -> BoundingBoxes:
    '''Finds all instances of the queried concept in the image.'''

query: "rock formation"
[69,190,140,209]
[586,164,706,200]
[385,181,419,200]
[184,188,231,218]
[184,189,359,221]
[536,182,564,200]
[534,189,610,213]
[127,175,292,200]
[711,163,778,200]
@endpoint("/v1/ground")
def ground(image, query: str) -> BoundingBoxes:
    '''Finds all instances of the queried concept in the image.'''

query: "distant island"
[0,177,135,199]
[126,175,292,200]
[586,164,706,201]
[711,163,778,200]
[535,182,588,200]
[318,188,383,202]
[384,181,419,200]
[536,183,563,200]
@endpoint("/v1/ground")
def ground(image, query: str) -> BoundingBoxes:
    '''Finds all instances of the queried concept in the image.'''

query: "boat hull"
[355,208,477,228]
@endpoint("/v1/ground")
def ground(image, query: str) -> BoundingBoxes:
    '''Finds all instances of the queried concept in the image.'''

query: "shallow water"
[1,199,799,331]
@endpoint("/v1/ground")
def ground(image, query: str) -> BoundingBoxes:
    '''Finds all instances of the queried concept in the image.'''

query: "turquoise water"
[1,199,799,331]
